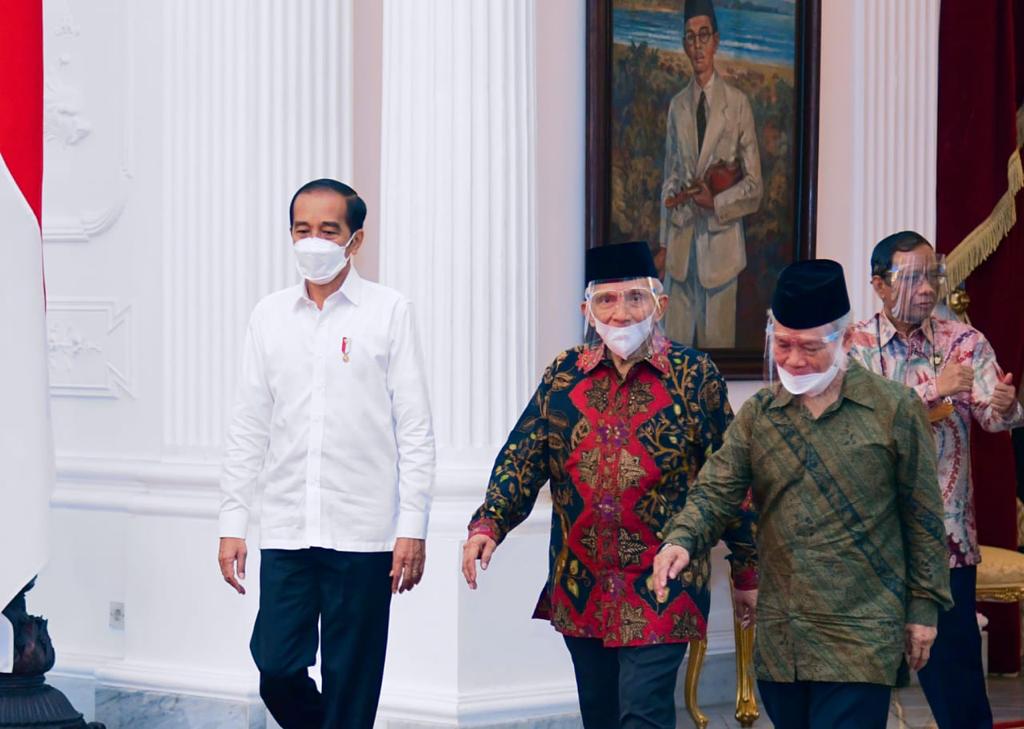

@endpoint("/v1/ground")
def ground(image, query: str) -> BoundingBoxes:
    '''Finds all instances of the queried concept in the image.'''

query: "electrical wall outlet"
[109,601,125,630]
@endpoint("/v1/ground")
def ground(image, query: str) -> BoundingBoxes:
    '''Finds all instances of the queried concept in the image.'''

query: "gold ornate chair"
[976,544,1024,604]
[683,591,759,728]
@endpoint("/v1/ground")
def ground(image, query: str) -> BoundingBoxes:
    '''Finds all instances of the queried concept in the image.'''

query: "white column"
[817,0,940,320]
[379,0,537,465]
[162,0,355,455]
[378,1,580,726]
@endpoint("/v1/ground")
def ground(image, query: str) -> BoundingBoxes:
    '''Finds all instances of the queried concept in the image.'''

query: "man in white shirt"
[217,178,435,729]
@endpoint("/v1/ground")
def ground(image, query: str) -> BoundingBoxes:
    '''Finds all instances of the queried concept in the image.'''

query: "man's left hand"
[391,538,426,594]
[732,588,758,629]
[691,181,715,210]
[905,623,937,672]
[991,372,1017,416]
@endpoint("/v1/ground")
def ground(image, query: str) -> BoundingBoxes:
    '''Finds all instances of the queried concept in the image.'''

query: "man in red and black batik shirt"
[462,241,757,729]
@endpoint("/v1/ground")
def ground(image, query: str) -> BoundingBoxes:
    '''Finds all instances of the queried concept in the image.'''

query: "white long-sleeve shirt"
[218,266,435,551]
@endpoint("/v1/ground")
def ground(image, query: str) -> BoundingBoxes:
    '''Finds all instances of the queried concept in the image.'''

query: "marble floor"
[694,676,1024,728]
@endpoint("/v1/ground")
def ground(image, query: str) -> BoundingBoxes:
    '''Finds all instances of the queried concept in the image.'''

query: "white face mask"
[293,232,357,285]
[593,313,655,360]
[777,344,844,396]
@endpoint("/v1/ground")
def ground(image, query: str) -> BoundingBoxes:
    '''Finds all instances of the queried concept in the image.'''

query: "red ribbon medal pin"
[341,337,351,363]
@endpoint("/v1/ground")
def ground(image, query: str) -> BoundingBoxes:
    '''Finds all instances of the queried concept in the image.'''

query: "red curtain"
[936,0,1024,673]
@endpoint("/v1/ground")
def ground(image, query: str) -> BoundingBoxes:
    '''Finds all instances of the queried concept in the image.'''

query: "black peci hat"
[771,259,851,329]
[585,242,659,285]
[684,0,718,31]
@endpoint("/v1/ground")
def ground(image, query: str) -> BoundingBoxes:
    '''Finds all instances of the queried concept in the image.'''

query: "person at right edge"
[654,259,953,729]
[848,230,1024,729]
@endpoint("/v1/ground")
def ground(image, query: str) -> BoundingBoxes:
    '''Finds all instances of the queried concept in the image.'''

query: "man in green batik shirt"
[654,260,952,729]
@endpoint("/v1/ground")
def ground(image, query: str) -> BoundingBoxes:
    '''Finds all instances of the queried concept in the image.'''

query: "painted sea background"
[614,3,795,65]
[610,0,799,350]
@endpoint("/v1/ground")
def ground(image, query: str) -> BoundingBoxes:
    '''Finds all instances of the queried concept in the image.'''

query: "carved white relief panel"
[42,0,134,244]
[47,298,133,399]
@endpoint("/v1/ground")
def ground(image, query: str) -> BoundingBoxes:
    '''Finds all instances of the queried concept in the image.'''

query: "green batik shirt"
[664,361,953,685]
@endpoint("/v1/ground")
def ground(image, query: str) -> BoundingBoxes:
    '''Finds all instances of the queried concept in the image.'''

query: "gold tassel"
[945,146,1024,290]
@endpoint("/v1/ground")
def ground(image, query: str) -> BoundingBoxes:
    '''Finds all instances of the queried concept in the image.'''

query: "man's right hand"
[652,544,690,602]
[219,537,247,595]
[665,190,687,210]
[936,362,973,398]
[691,181,715,210]
[461,534,497,590]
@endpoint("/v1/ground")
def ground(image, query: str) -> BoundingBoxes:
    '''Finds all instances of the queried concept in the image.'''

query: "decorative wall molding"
[44,75,92,147]
[379,0,538,456]
[47,298,134,399]
[160,0,355,453]
[42,194,133,245]
[42,0,135,245]
[50,453,533,531]
[52,480,219,520]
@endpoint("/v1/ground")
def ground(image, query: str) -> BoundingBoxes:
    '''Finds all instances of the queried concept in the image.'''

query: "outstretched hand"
[462,534,498,590]
[652,545,691,602]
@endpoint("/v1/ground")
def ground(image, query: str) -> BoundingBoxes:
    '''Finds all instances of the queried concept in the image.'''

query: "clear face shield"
[882,253,948,326]
[583,277,666,361]
[764,312,848,396]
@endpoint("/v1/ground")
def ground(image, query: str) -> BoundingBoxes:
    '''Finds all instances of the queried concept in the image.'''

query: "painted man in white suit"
[659,0,763,348]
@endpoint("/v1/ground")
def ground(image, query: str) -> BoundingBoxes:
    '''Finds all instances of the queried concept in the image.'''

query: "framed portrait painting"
[586,0,821,378]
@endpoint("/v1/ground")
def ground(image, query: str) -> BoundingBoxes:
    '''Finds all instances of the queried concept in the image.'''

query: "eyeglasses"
[684,28,714,47]
[887,269,947,290]
[589,288,657,316]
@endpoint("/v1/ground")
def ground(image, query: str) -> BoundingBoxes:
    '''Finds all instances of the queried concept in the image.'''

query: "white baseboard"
[51,651,261,703]
[51,651,581,725]
[377,681,579,725]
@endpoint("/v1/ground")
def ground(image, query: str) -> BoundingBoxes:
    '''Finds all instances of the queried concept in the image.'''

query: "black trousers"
[563,635,687,729]
[757,680,891,729]
[251,548,392,729]
[917,566,994,729]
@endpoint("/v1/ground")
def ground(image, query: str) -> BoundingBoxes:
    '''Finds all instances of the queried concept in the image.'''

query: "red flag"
[0,0,52,672]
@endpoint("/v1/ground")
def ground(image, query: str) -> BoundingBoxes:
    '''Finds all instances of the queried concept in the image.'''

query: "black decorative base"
[0,580,102,728]
[0,674,103,728]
